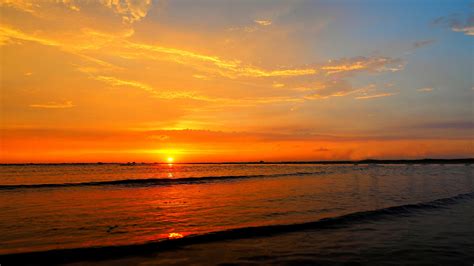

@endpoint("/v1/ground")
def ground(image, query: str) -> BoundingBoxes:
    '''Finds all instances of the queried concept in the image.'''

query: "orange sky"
[0,0,473,163]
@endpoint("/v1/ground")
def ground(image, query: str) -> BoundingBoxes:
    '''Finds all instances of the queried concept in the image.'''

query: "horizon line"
[1,158,473,165]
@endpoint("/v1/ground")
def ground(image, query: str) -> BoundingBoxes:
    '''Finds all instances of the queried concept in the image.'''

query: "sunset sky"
[0,0,473,163]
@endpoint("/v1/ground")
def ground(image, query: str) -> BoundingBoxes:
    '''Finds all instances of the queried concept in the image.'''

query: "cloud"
[304,80,361,100]
[29,101,75,109]
[321,56,404,75]
[149,134,170,141]
[434,14,474,36]
[254,20,272,26]
[272,82,285,88]
[0,5,406,110]
[313,147,330,152]
[417,87,433,92]
[0,25,59,46]
[413,39,435,49]
[1,24,402,82]
[303,82,389,100]
[355,92,397,100]
[94,75,154,92]
[0,0,36,13]
[125,41,317,78]
[192,74,210,80]
[227,19,272,33]
[92,75,306,106]
[0,0,152,23]
[93,75,208,100]
[415,121,474,130]
[0,25,120,71]
[452,25,474,36]
[100,0,152,23]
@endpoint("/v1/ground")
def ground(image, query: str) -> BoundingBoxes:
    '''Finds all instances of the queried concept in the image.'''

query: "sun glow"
[167,157,174,163]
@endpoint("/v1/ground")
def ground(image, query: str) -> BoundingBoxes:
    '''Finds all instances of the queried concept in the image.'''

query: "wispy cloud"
[29,101,75,109]
[93,75,207,100]
[415,121,474,130]
[192,74,211,80]
[417,87,434,92]
[413,39,435,49]
[302,82,396,101]
[304,80,364,100]
[0,0,37,13]
[0,25,59,46]
[94,75,155,93]
[272,82,285,88]
[355,93,397,100]
[434,14,474,36]
[0,25,120,71]
[91,74,307,107]
[125,41,317,78]
[1,23,403,83]
[321,56,404,75]
[0,0,152,23]
[254,19,272,26]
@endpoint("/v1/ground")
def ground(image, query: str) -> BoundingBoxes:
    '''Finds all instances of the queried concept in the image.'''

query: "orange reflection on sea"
[168,232,184,239]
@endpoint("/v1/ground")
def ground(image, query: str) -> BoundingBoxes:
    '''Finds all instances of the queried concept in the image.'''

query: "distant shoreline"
[1,158,473,166]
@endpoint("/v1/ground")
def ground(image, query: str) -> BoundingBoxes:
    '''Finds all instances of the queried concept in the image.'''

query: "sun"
[167,157,174,163]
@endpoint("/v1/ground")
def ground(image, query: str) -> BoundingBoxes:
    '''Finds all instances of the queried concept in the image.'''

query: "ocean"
[0,163,473,265]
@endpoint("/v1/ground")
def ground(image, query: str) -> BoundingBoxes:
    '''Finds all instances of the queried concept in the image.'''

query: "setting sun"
[167,157,174,163]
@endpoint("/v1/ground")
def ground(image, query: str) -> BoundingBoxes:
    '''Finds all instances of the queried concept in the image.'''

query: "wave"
[1,191,472,264]
[0,171,326,190]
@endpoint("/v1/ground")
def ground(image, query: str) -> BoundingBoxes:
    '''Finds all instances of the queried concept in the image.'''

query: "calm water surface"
[0,164,473,264]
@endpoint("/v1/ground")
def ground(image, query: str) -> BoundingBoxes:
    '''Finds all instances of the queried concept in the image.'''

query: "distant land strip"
[1,158,473,166]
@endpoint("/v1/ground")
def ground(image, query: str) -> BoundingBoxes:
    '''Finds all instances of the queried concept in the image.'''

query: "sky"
[0,0,473,163]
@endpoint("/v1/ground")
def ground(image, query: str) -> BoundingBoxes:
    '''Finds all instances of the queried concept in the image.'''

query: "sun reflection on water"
[168,232,184,239]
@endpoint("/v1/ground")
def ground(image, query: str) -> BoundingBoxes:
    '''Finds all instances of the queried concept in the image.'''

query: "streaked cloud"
[254,19,272,26]
[0,25,59,46]
[272,82,285,88]
[321,56,404,75]
[3,127,472,163]
[304,80,363,100]
[29,101,75,109]
[125,41,317,78]
[92,75,302,105]
[417,87,434,92]
[1,21,401,84]
[355,93,397,100]
[417,121,474,130]
[303,82,396,101]
[93,75,205,100]
[192,74,211,80]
